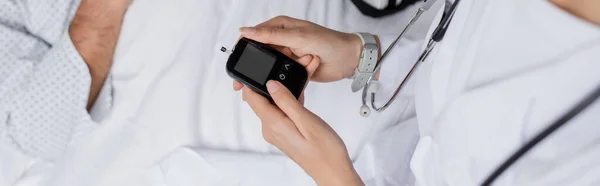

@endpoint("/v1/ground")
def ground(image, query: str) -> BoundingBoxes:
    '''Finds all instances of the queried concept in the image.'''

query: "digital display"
[234,44,276,85]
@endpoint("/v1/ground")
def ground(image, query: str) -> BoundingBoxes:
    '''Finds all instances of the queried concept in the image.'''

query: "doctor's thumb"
[266,80,306,118]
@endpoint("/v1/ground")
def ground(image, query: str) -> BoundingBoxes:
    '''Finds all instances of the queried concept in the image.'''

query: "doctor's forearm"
[69,0,131,110]
[551,0,600,26]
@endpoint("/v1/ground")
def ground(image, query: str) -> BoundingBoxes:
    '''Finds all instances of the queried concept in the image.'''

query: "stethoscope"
[359,0,600,185]
[360,0,458,116]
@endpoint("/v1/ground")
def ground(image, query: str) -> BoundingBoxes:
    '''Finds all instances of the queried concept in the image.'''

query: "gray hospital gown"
[0,0,96,161]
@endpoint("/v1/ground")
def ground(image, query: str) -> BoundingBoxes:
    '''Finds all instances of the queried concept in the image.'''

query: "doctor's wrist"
[345,33,381,79]
[346,33,363,78]
[313,168,364,186]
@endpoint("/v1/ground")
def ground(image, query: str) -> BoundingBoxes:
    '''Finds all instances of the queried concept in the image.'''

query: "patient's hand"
[234,16,363,90]
[242,79,364,186]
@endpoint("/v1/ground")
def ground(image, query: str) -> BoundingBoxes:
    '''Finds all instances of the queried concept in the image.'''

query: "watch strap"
[351,32,379,92]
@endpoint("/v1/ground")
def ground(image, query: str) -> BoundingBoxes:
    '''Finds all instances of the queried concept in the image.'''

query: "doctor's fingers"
[295,54,319,105]
[293,54,320,77]
[265,81,317,126]
[242,87,283,120]
[233,81,243,91]
[242,87,306,143]
[237,16,303,51]
[255,15,307,29]
[240,26,308,53]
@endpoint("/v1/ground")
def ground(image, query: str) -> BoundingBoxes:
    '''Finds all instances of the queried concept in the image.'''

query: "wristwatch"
[351,32,379,92]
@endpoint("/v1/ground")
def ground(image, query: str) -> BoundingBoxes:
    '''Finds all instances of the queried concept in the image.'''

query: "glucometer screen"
[234,44,276,85]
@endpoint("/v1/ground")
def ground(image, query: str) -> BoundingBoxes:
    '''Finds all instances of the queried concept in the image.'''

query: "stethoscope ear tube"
[432,0,460,42]
[481,83,600,186]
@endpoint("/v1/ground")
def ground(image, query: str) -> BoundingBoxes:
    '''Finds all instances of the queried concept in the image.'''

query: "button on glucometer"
[283,63,291,72]
[278,73,286,81]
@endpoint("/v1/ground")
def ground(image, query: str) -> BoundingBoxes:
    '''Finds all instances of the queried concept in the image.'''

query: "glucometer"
[225,38,308,102]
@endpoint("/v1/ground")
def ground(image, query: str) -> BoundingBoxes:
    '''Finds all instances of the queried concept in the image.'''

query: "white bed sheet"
[30,0,442,186]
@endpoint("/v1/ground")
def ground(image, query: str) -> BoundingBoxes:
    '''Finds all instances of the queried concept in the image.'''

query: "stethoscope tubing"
[362,0,460,112]
[361,8,426,109]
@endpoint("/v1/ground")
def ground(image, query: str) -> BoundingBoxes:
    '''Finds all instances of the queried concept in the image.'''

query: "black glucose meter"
[226,38,308,102]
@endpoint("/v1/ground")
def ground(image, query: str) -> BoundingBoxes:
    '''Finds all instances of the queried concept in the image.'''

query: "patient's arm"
[70,0,132,110]
[0,0,130,163]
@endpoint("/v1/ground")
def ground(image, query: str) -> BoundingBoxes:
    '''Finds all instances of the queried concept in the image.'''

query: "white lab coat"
[376,0,600,185]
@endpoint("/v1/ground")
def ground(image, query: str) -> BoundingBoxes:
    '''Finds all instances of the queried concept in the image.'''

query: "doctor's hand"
[242,81,364,186]
[234,16,365,89]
